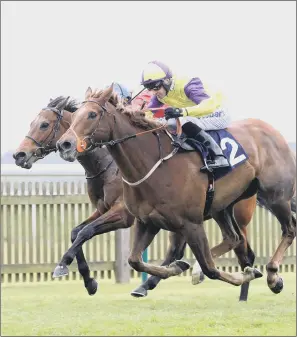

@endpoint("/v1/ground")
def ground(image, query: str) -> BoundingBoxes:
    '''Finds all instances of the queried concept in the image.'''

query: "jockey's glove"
[164,107,185,120]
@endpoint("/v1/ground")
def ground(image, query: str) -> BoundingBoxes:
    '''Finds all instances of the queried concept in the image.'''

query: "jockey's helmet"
[141,61,173,92]
[113,83,132,102]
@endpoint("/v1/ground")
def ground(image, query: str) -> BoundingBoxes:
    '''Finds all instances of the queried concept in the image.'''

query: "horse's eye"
[88,111,97,120]
[40,122,49,130]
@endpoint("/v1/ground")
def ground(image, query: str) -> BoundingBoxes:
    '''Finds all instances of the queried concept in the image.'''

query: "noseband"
[69,99,108,153]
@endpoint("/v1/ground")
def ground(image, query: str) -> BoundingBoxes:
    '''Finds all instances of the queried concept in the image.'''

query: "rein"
[142,107,182,136]
[77,157,115,180]
[96,123,167,147]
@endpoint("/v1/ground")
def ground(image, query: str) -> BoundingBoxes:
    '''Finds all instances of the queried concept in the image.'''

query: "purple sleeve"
[184,78,210,104]
[147,95,164,109]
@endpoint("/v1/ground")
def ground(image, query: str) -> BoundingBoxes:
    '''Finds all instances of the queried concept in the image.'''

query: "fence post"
[115,228,131,283]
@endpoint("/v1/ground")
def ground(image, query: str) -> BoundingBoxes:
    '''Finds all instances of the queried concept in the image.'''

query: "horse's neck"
[108,114,171,183]
[77,147,115,179]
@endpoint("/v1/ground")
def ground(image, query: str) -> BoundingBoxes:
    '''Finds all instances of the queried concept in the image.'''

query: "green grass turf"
[1,273,296,336]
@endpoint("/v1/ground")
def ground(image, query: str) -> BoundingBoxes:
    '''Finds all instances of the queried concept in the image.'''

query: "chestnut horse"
[57,86,296,293]
[14,96,266,301]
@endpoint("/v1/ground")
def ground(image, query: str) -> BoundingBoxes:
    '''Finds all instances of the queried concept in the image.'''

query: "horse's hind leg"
[266,201,296,294]
[192,196,257,288]
[131,232,187,298]
[227,202,257,302]
[210,205,243,258]
[191,211,238,285]
[180,220,262,287]
[231,197,257,301]
[128,220,190,279]
[206,195,257,300]
[208,211,256,301]
[234,229,256,301]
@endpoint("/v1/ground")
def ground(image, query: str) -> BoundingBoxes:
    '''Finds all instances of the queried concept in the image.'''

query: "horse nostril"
[14,152,26,160]
[59,141,72,151]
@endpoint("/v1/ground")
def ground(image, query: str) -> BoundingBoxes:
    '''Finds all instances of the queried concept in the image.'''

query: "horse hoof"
[270,277,284,294]
[192,271,205,285]
[253,268,263,279]
[173,260,191,272]
[52,264,69,278]
[85,278,98,296]
[130,286,148,298]
[243,266,263,279]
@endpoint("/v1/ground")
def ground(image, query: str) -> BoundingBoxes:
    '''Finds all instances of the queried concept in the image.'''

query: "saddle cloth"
[173,129,249,181]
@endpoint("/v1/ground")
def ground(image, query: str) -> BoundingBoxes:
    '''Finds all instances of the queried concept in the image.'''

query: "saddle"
[170,134,216,174]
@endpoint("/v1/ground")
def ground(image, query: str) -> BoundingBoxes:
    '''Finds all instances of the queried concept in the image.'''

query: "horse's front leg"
[128,220,190,279]
[52,202,134,283]
[70,209,102,296]
[130,231,187,297]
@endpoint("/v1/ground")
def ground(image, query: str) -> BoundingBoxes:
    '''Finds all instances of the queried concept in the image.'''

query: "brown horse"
[57,86,296,293]
[15,96,263,301]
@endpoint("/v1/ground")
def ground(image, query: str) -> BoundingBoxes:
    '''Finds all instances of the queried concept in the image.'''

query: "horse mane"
[89,88,121,108]
[89,88,162,131]
[47,96,79,113]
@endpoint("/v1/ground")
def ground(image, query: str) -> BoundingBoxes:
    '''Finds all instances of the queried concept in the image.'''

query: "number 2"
[220,137,246,166]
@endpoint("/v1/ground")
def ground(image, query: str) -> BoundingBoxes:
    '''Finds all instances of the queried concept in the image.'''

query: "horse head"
[57,85,121,162]
[13,96,76,168]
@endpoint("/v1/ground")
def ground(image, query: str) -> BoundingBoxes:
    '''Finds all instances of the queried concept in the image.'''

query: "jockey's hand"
[164,107,184,120]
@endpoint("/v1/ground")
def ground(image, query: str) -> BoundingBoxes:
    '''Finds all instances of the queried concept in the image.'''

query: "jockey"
[112,83,132,104]
[140,60,231,170]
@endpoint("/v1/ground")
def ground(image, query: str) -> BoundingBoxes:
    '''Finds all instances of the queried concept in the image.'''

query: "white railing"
[1,164,296,284]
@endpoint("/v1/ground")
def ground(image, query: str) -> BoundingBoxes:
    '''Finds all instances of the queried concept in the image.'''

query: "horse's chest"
[124,189,181,230]
[127,202,177,231]
[136,213,170,231]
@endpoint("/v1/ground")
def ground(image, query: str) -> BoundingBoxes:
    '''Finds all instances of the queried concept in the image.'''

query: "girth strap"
[203,170,215,217]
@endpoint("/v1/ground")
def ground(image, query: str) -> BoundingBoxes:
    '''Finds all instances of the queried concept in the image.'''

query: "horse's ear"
[56,96,70,110]
[101,84,114,102]
[85,87,92,99]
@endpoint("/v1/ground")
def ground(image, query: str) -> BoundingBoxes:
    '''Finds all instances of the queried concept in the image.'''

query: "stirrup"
[200,159,214,173]
[201,156,229,172]
[213,155,230,168]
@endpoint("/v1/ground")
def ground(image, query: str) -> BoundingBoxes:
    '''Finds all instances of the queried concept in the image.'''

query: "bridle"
[25,107,65,159]
[69,99,109,153]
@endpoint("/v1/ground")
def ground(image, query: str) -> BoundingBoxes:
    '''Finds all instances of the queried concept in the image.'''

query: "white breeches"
[164,109,232,132]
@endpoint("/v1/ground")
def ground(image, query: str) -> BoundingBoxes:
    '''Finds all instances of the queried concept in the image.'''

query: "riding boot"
[182,122,230,170]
